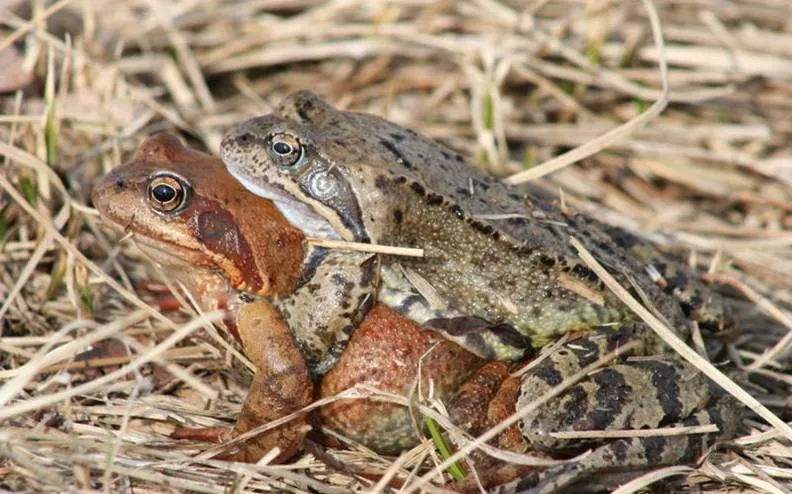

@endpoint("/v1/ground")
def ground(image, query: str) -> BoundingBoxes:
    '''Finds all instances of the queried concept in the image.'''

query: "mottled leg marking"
[276,249,379,377]
[502,399,742,494]
[515,324,646,448]
[481,324,743,494]
[519,360,716,453]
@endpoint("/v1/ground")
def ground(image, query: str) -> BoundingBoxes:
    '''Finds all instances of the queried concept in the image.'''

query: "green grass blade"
[424,415,466,481]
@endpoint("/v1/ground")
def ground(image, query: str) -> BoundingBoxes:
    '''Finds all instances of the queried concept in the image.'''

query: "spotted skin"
[220,91,730,363]
[493,400,742,494]
[516,327,714,453]
[276,246,379,377]
[452,325,742,494]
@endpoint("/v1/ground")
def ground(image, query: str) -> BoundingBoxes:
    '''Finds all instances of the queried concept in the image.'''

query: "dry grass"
[1,0,791,492]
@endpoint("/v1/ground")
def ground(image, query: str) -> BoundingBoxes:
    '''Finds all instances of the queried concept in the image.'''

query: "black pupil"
[273,141,292,155]
[152,184,177,202]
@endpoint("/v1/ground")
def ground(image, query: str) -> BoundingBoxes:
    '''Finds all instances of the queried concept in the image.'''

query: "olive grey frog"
[220,91,730,364]
[219,91,742,493]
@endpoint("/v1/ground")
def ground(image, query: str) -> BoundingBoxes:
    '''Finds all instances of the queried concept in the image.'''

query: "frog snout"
[112,177,128,192]
[91,169,131,221]
[219,130,254,159]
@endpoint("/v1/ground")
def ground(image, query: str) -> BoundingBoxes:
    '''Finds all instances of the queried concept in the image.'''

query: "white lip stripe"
[227,166,289,203]
[227,166,339,240]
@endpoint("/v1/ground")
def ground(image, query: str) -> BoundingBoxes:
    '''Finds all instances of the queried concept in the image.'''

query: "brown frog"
[91,132,312,462]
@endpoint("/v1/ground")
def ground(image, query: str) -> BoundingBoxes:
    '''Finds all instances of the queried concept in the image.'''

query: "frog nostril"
[114,178,127,192]
[236,132,253,145]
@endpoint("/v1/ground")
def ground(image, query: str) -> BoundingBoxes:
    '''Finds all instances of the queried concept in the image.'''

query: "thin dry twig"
[611,465,695,494]
[307,238,425,257]
[549,423,719,439]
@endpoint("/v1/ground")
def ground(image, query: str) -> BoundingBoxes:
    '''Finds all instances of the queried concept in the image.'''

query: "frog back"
[278,92,728,343]
[277,92,622,266]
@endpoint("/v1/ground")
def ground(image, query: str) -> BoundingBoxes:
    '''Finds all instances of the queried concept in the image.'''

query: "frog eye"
[147,173,190,214]
[269,133,303,169]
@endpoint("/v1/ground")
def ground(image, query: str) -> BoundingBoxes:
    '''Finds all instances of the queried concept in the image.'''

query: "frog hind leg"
[503,398,742,494]
[519,357,717,452]
[497,322,743,493]
[276,248,379,377]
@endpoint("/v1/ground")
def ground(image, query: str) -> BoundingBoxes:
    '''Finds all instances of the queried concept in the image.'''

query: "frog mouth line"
[226,168,339,240]
[99,216,203,267]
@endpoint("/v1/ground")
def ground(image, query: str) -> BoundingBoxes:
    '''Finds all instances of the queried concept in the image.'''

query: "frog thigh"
[519,358,714,452]
[276,249,379,377]
[504,322,743,493]
[510,323,644,443]
[500,398,742,494]
[514,323,721,452]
